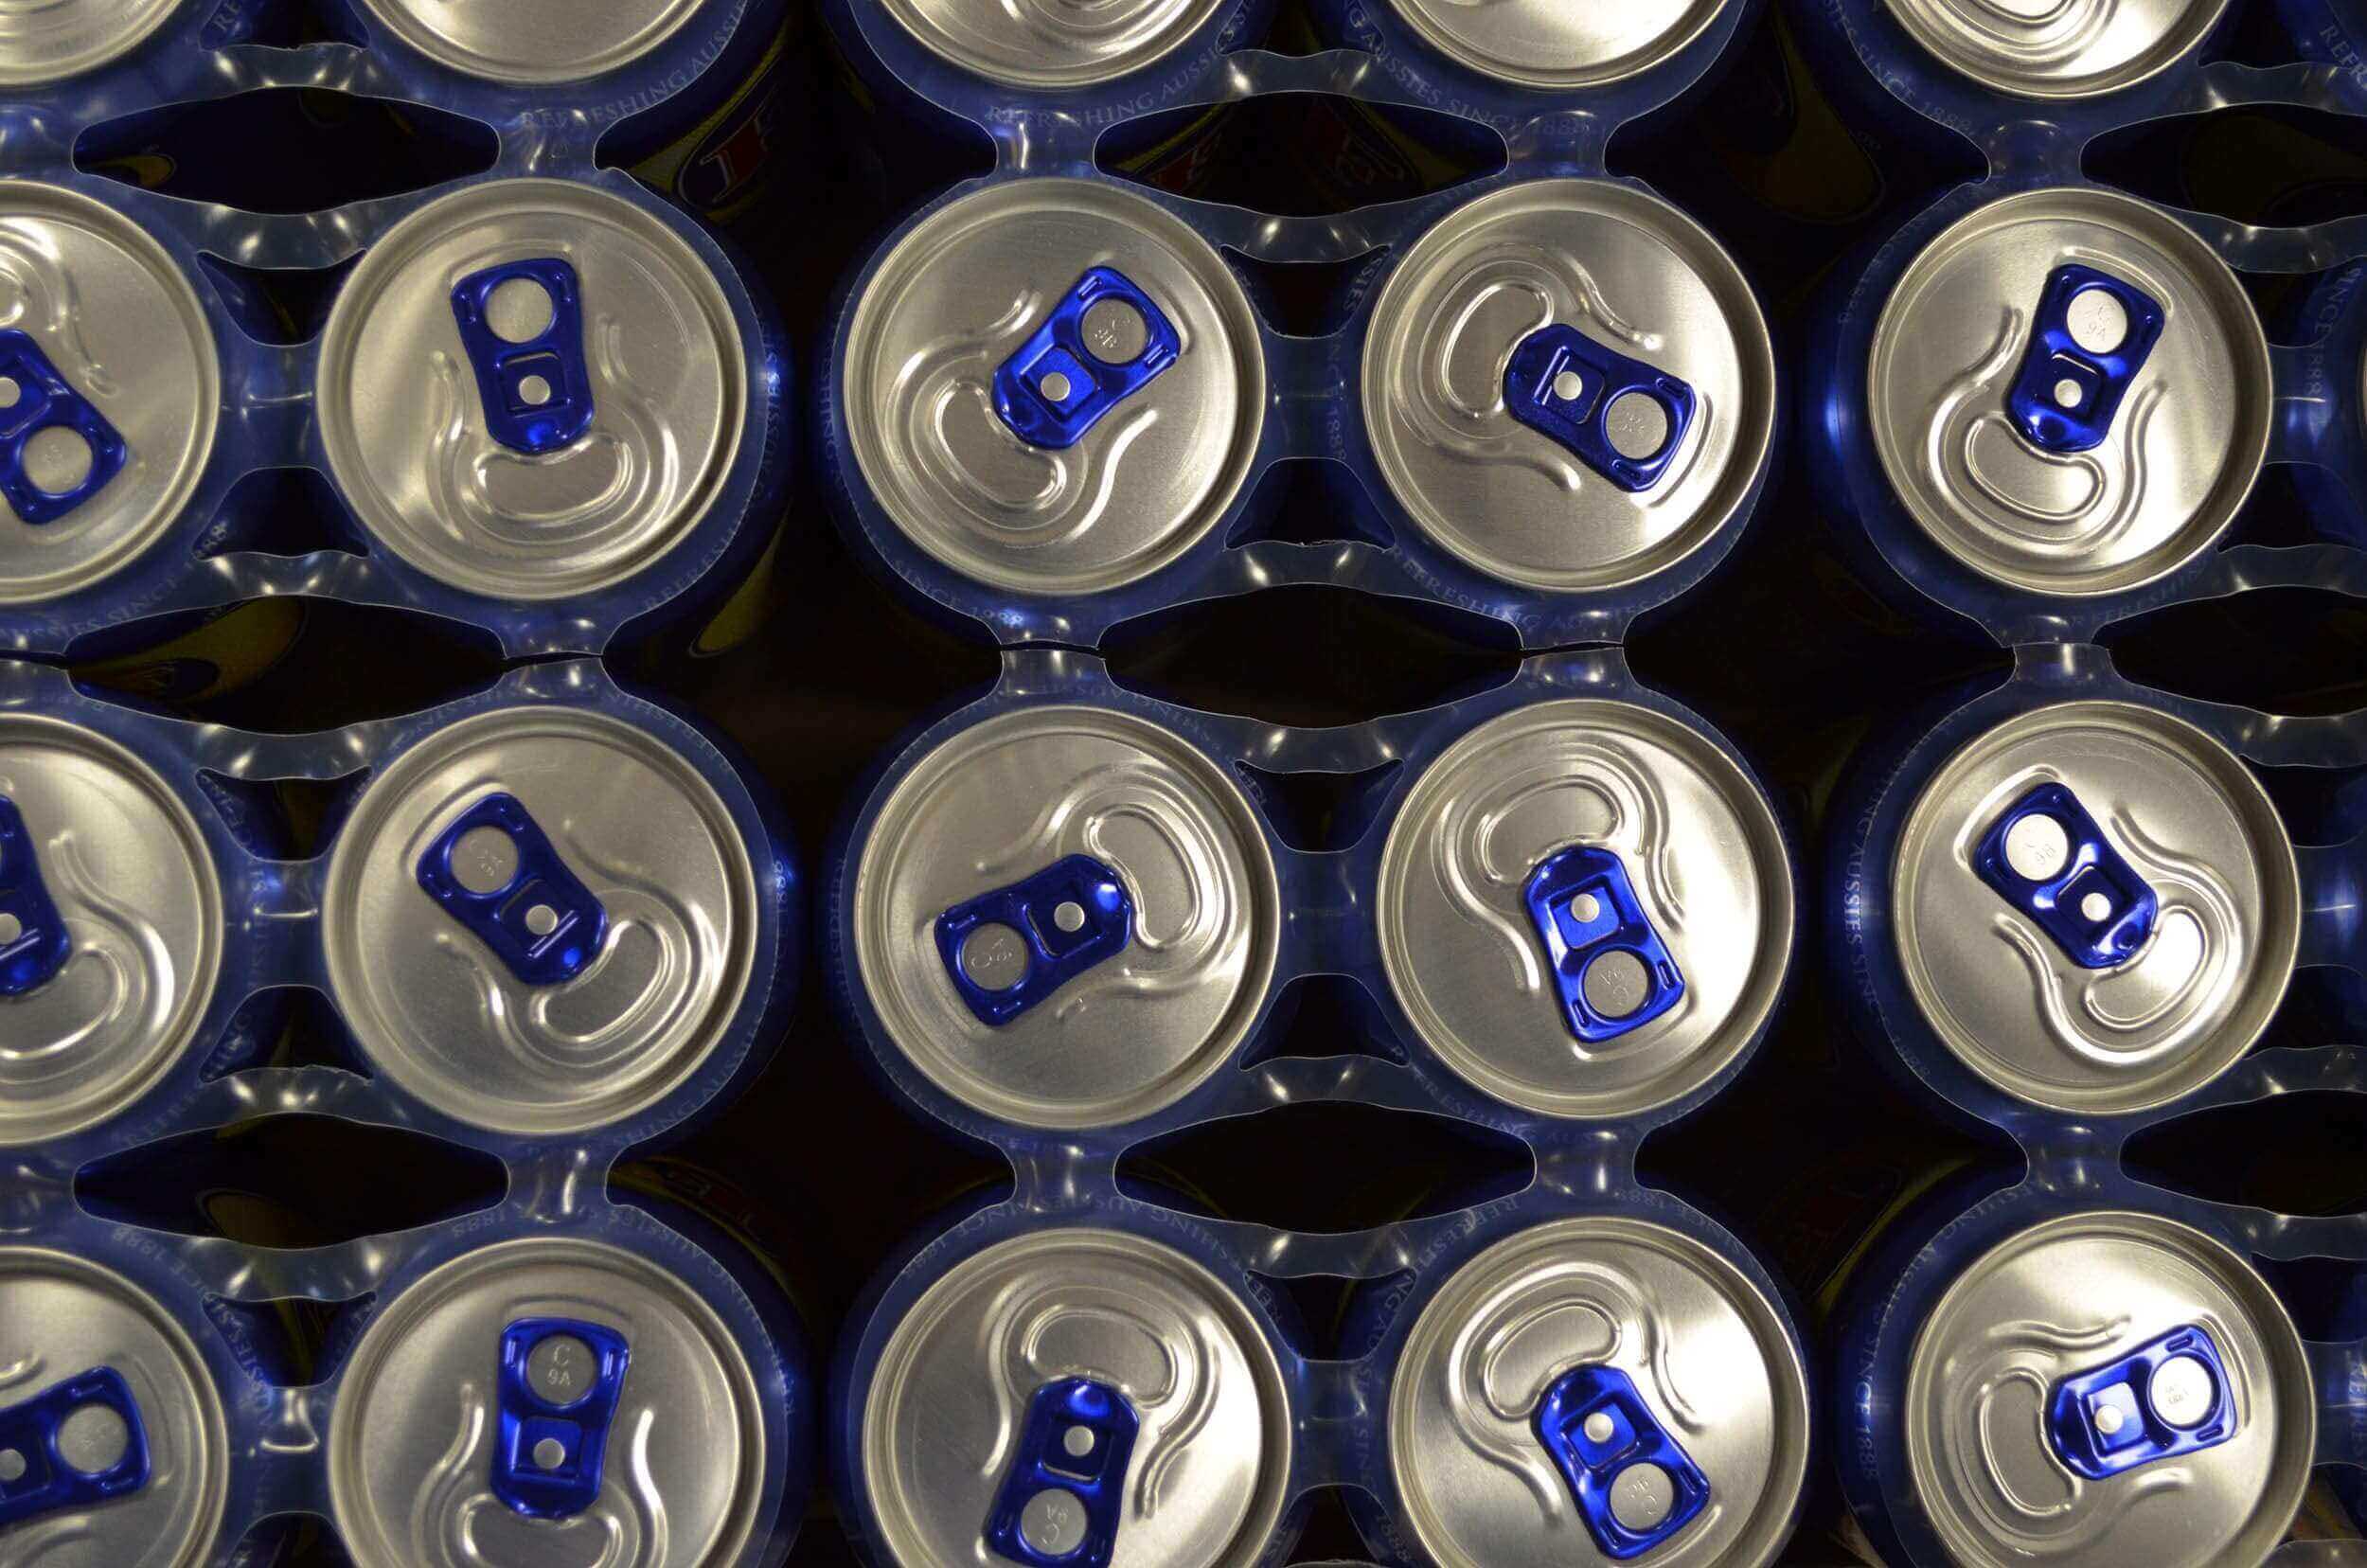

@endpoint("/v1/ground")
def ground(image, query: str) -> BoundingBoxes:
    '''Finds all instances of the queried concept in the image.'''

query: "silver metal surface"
[1893,700,2297,1114]
[841,179,1265,597]
[1389,1217,1810,1568]
[0,0,182,86]
[0,182,217,606]
[1868,187,2269,597]
[1362,180,1775,594]
[854,704,1276,1130]
[862,1228,1291,1568]
[0,715,221,1145]
[0,1248,227,1567]
[327,1237,766,1568]
[354,0,707,84]
[317,180,744,602]
[875,0,1233,87]
[1880,0,2227,98]
[1384,0,1732,87]
[1904,1211,2313,1568]
[1378,700,1791,1119]
[320,704,758,1136]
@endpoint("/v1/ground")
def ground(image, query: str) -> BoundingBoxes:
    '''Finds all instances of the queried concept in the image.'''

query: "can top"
[841,179,1265,598]
[1389,1216,1809,1568]
[1378,699,1789,1119]
[353,0,709,86]
[1905,1210,2312,1568]
[0,714,222,1147]
[320,704,759,1137]
[1382,0,1731,89]
[874,0,1234,87]
[1893,699,2296,1114]
[1880,0,2228,98]
[1362,180,1773,595]
[0,182,218,608]
[854,704,1276,1131]
[317,179,744,604]
[0,1247,229,1568]
[0,0,182,87]
[861,1227,1291,1568]
[1868,187,2267,598]
[327,1235,767,1568]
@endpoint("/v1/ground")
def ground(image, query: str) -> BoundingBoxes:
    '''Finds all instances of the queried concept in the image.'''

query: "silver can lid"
[1381,0,1732,89]
[840,179,1265,597]
[1882,0,2227,98]
[862,1227,1291,1567]
[1868,187,2268,598]
[327,1236,767,1568]
[1388,1216,1809,1568]
[1378,700,1791,1119]
[0,0,182,87]
[853,704,1276,1130]
[1905,1210,2313,1568]
[1362,180,1774,595]
[874,0,1235,88]
[0,182,218,607]
[1893,699,2297,1114]
[0,1247,228,1568]
[320,704,759,1136]
[0,714,221,1146]
[353,0,707,85]
[317,179,744,603]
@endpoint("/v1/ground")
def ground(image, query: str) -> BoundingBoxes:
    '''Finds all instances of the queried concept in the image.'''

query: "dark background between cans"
[84,0,2367,1560]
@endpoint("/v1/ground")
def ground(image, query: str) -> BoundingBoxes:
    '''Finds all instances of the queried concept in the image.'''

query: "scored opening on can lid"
[1378,699,1791,1120]
[1904,1210,2313,1568]
[320,704,759,1137]
[1362,181,1774,596]
[1881,0,2230,99]
[862,1227,1292,1568]
[1892,699,2298,1114]
[0,0,184,87]
[875,0,1235,88]
[317,179,744,603]
[327,1236,767,1568]
[1384,0,1733,90]
[841,179,1265,598]
[853,704,1278,1131]
[1867,187,2269,599]
[353,0,709,86]
[1389,1216,1809,1568]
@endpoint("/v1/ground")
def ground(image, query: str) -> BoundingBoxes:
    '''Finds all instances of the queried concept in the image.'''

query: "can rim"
[351,0,710,86]
[871,0,1236,89]
[0,0,185,89]
[1878,0,2232,100]
[1387,0,1733,90]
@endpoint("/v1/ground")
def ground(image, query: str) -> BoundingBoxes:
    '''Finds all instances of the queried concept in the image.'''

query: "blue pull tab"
[0,329,129,525]
[2006,265,2165,454]
[0,795,70,997]
[1972,781,2158,970]
[491,1318,632,1521]
[2048,1324,2234,1479]
[1536,1365,1710,1559]
[934,854,1131,1027]
[1522,846,1685,1043]
[1504,323,1696,492]
[415,793,608,987]
[0,1367,151,1528]
[983,1379,1139,1568]
[991,268,1181,450]
[450,258,595,454]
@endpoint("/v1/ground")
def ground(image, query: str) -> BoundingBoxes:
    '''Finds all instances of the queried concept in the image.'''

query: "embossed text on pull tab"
[1522,845,1684,1043]
[1535,1364,1710,1559]
[0,794,70,996]
[983,1378,1139,1568]
[0,1366,151,1528]
[1504,323,1696,493]
[2006,265,2164,455]
[1972,781,2158,969]
[415,792,609,987]
[934,854,1131,1026]
[491,1318,632,1520]
[2047,1324,2234,1479]
[450,258,596,454]
[0,330,129,525]
[992,267,1182,450]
